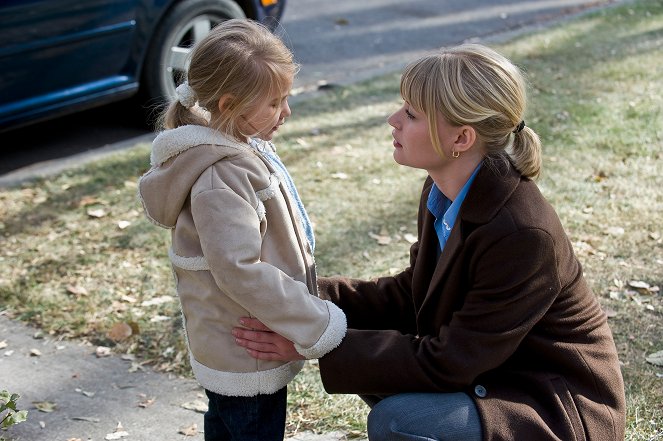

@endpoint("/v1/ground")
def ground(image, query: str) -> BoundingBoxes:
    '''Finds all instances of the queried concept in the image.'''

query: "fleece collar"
[150,125,251,167]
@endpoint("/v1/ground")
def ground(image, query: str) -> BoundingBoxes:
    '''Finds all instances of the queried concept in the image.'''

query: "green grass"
[1,0,662,438]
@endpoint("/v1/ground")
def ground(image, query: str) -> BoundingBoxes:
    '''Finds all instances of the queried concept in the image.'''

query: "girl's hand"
[232,318,305,361]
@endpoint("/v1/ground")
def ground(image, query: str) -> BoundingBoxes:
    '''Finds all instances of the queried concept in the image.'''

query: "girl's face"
[387,101,455,173]
[240,77,293,141]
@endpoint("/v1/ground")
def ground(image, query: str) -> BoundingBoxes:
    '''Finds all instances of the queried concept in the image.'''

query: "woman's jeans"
[204,387,287,441]
[363,392,483,441]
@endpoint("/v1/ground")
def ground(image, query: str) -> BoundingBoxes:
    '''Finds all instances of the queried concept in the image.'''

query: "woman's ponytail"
[509,126,542,180]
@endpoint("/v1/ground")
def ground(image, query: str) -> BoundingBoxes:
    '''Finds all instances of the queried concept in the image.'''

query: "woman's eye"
[405,109,415,119]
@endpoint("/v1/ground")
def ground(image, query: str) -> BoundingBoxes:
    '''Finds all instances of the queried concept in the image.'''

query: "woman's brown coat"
[318,161,625,441]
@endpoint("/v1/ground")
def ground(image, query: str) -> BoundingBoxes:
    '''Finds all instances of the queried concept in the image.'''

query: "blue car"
[0,0,286,132]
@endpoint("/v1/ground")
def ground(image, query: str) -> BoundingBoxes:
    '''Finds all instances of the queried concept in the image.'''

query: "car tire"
[141,0,246,109]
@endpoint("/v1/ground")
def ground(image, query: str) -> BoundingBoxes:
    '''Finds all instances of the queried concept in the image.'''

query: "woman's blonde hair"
[400,43,542,179]
[160,19,297,139]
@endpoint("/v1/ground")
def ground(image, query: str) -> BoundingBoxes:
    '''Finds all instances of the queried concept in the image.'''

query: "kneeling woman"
[234,44,626,441]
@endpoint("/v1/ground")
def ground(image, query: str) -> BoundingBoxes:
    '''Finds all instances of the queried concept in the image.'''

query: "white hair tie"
[175,82,197,109]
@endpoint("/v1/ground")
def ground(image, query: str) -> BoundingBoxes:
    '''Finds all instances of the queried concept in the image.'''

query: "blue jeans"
[204,387,287,441]
[363,392,483,441]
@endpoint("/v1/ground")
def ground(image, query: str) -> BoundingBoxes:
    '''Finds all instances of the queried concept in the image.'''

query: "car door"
[0,0,139,128]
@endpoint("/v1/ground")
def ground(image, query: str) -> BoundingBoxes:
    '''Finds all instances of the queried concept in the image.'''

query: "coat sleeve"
[319,228,560,394]
[191,185,346,359]
[317,246,417,333]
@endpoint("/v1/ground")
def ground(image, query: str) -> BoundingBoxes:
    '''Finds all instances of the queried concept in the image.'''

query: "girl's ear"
[452,125,477,153]
[217,94,235,113]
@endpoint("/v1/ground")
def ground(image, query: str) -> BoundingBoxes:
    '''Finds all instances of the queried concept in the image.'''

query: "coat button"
[474,385,487,398]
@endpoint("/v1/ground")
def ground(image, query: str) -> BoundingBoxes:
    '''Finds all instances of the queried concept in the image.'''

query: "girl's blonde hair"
[160,19,297,139]
[400,43,542,179]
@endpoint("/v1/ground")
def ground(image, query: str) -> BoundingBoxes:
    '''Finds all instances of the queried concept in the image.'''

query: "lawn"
[1,0,661,439]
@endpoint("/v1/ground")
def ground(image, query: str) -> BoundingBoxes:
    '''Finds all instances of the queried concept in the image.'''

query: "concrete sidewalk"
[0,314,360,441]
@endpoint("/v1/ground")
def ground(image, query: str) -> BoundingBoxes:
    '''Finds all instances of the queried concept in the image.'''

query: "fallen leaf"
[628,280,658,295]
[645,350,663,367]
[602,306,618,318]
[72,416,101,423]
[30,348,42,357]
[403,233,417,244]
[67,438,83,441]
[78,196,101,207]
[141,295,175,307]
[105,431,129,440]
[87,208,107,218]
[33,401,57,412]
[66,284,89,297]
[75,388,95,398]
[368,232,391,245]
[0,340,7,349]
[117,220,131,229]
[137,395,156,408]
[331,172,348,180]
[181,400,208,413]
[108,322,133,342]
[96,346,112,358]
[179,423,199,436]
[39,421,46,428]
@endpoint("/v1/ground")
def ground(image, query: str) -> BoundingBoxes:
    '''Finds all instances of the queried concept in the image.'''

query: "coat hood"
[138,125,253,228]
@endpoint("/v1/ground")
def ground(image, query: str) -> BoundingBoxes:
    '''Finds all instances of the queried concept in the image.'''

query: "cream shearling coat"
[138,125,346,397]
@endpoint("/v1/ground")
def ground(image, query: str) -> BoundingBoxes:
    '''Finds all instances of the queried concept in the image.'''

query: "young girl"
[138,19,346,441]
[234,44,626,440]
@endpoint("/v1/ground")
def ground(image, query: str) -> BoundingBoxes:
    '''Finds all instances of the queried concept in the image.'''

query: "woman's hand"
[232,318,305,361]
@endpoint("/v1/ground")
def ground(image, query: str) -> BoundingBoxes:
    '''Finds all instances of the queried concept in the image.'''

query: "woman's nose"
[387,111,399,129]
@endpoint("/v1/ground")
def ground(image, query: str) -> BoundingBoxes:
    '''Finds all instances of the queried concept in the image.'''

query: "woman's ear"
[453,125,477,153]
[217,94,235,113]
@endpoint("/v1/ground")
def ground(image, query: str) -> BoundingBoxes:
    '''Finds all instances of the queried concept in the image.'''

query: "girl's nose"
[282,99,292,118]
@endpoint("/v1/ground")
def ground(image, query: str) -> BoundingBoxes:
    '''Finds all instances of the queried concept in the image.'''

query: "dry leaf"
[96,346,112,358]
[628,280,655,295]
[75,388,95,398]
[368,232,391,245]
[331,172,348,180]
[141,295,174,307]
[179,423,199,436]
[403,233,417,244]
[78,196,101,207]
[137,395,156,408]
[181,400,208,413]
[117,220,131,230]
[108,322,133,342]
[605,226,625,236]
[602,306,618,318]
[87,208,107,218]
[645,350,663,367]
[72,416,101,422]
[66,284,88,297]
[0,340,7,349]
[30,348,42,357]
[105,431,129,440]
[33,401,57,412]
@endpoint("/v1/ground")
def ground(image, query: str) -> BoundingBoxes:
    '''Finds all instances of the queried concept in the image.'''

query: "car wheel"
[142,0,246,107]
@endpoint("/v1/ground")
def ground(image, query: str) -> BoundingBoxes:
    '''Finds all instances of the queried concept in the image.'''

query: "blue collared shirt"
[426,164,482,253]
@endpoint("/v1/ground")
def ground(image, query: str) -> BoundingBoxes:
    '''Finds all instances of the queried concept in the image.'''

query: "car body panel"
[0,0,285,131]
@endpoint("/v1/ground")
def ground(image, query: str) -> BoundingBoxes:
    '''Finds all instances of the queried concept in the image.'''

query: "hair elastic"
[176,82,197,109]
[513,120,526,133]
